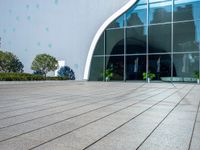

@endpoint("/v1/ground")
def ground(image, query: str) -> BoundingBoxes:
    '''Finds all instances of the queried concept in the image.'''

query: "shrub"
[143,72,156,80]
[57,66,75,80]
[0,73,68,81]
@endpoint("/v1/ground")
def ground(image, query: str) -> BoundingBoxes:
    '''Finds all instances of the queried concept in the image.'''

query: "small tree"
[58,66,75,80]
[0,50,24,73]
[31,54,58,78]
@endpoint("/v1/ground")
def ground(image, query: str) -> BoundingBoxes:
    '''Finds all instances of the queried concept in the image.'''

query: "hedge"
[0,73,68,81]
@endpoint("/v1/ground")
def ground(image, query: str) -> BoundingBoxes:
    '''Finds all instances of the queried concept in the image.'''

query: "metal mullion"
[103,31,106,82]
[146,0,149,82]
[171,0,174,84]
[124,14,127,82]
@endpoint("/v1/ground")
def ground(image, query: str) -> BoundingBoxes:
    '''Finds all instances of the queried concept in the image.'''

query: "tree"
[58,66,75,80]
[31,54,58,78]
[0,50,24,73]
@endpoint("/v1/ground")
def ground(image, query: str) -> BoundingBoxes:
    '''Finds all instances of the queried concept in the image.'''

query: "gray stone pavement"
[0,81,199,150]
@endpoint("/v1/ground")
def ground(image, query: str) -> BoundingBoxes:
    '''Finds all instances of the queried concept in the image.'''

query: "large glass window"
[126,4,147,26]
[126,26,147,54]
[93,34,104,55]
[174,21,200,52]
[173,53,199,78]
[106,28,124,55]
[149,24,171,53]
[107,15,124,29]
[89,0,200,82]
[149,1,172,24]
[106,56,124,80]
[126,55,146,80]
[89,57,104,81]
[149,54,171,80]
[174,0,200,21]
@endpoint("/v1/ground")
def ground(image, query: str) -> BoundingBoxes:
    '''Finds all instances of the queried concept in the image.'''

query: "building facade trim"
[83,0,138,80]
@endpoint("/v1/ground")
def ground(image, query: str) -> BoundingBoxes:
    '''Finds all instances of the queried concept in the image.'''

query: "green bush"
[0,73,68,81]
[143,72,156,80]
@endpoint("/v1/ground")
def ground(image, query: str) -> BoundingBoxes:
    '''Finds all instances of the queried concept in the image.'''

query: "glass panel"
[107,15,124,29]
[126,55,146,80]
[93,34,104,55]
[106,56,124,80]
[149,24,171,53]
[126,4,147,26]
[106,28,124,55]
[149,1,172,24]
[126,26,147,54]
[89,57,104,81]
[174,21,200,52]
[138,0,147,4]
[173,53,199,79]
[149,54,171,80]
[149,0,169,3]
[174,0,200,21]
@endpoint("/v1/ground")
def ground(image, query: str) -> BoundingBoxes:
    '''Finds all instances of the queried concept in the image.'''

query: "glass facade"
[89,0,200,82]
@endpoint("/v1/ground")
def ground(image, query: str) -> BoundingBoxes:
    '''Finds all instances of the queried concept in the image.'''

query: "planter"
[147,77,151,83]
[106,77,110,82]
[197,79,200,84]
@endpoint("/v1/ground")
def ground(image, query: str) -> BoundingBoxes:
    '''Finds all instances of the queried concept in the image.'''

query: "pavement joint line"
[0,83,141,108]
[0,83,150,129]
[0,84,133,112]
[0,84,127,108]
[135,85,195,150]
[29,87,179,150]
[188,92,200,150]
[0,85,162,142]
[0,84,146,121]
[81,84,189,150]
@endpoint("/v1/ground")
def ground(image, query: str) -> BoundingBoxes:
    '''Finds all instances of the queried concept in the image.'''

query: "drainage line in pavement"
[29,86,182,150]
[81,85,190,150]
[0,85,161,143]
[188,93,200,150]
[0,84,147,126]
[135,85,195,150]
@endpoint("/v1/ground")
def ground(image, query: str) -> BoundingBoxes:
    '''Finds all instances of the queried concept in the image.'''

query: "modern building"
[0,0,200,81]
[87,0,200,82]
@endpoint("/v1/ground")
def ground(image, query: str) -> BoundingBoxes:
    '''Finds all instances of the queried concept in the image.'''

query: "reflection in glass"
[93,34,104,55]
[149,1,172,24]
[173,53,199,78]
[174,21,200,52]
[149,24,171,53]
[126,55,146,80]
[89,57,104,81]
[106,29,124,55]
[174,0,200,21]
[126,26,147,54]
[107,15,124,29]
[126,4,147,26]
[106,56,124,80]
[149,54,171,80]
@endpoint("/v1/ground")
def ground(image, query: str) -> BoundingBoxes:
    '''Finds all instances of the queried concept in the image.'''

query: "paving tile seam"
[81,85,189,150]
[0,87,165,143]
[0,84,147,121]
[28,88,178,150]
[0,85,129,108]
[135,85,195,150]
[0,84,156,131]
[188,94,200,150]
[0,84,134,112]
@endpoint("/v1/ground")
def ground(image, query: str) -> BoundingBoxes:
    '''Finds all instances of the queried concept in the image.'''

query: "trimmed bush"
[0,73,68,81]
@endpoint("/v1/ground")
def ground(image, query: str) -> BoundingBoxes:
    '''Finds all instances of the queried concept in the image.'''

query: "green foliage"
[31,53,58,77]
[143,72,156,80]
[0,50,24,73]
[0,73,68,81]
[104,69,113,80]
[194,71,199,79]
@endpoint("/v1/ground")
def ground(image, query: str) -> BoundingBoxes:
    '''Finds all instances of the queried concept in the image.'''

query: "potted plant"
[194,71,200,84]
[143,72,156,83]
[104,69,113,82]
